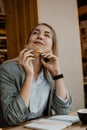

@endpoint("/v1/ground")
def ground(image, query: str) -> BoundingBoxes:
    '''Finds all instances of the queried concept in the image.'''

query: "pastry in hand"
[28,44,40,57]
[28,44,53,63]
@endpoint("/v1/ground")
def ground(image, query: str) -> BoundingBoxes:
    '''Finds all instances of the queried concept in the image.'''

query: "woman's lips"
[34,41,44,45]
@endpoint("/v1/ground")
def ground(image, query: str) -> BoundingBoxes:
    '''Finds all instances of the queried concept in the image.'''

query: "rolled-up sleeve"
[52,90,72,115]
[4,96,29,125]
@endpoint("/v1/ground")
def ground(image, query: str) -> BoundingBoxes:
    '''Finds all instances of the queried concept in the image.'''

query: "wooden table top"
[2,111,87,130]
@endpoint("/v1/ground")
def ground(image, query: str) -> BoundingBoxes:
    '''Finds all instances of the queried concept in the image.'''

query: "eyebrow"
[33,28,51,34]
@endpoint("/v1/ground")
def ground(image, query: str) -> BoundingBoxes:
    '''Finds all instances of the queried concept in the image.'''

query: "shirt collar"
[33,68,45,83]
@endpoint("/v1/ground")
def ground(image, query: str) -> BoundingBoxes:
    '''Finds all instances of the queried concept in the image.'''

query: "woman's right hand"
[18,48,35,76]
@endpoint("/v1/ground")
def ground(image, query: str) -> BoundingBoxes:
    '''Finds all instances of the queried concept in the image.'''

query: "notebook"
[49,115,80,124]
[24,115,80,130]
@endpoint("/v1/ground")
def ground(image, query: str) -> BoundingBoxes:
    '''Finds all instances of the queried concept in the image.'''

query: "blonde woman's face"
[28,25,53,50]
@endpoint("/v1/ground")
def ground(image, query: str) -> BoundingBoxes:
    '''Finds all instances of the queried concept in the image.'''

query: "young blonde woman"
[0,23,72,127]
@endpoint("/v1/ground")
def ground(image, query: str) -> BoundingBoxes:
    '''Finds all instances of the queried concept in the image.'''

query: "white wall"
[37,0,84,110]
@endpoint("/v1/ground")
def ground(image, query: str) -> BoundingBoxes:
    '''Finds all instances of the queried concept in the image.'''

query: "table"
[2,111,87,130]
[2,122,87,130]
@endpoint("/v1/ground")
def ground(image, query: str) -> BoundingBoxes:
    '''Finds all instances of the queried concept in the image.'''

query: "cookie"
[28,44,40,57]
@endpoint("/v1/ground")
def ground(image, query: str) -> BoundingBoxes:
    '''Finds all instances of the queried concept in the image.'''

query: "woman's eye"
[45,34,50,38]
[32,31,38,35]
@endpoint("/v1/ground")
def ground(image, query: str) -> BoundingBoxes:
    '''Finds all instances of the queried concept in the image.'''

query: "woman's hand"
[41,50,61,76]
[18,48,35,76]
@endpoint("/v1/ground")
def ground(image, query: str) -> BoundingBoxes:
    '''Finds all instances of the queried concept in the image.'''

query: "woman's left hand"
[41,50,61,76]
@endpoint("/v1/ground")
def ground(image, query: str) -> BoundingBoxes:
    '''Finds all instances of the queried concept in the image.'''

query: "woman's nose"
[37,33,43,40]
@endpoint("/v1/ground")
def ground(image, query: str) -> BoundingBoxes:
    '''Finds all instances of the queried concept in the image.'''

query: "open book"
[24,115,80,130]
[49,115,79,124]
